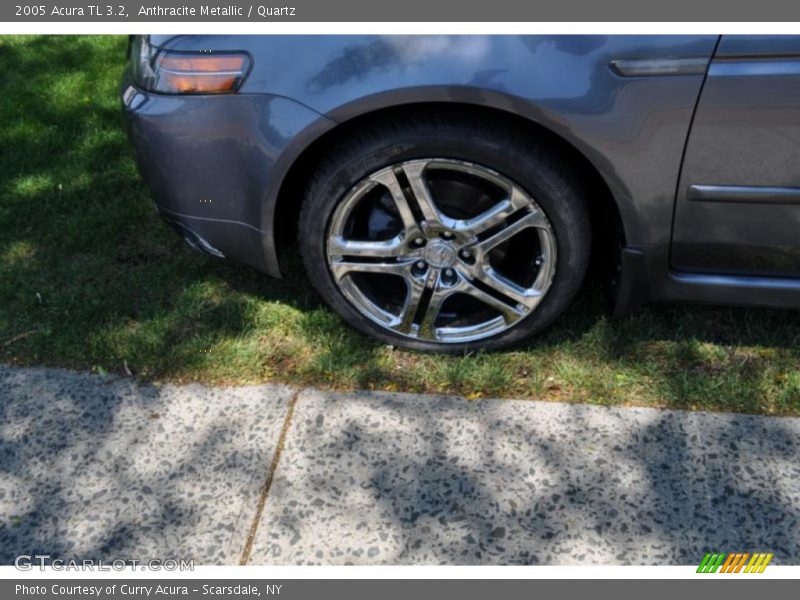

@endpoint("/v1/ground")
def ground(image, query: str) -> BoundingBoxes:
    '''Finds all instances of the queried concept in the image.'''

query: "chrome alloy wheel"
[325,159,557,344]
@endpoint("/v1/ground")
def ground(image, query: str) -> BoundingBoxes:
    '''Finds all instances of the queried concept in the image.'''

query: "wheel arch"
[272,99,626,275]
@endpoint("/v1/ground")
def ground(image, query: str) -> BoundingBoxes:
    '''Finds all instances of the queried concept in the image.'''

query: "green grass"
[1,35,800,415]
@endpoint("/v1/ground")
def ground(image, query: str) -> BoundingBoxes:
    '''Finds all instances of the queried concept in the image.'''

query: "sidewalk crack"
[239,387,301,565]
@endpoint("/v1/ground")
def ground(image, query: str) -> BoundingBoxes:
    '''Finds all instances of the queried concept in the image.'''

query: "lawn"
[1,35,799,416]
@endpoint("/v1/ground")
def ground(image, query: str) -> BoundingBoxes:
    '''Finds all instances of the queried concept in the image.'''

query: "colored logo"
[697,552,773,573]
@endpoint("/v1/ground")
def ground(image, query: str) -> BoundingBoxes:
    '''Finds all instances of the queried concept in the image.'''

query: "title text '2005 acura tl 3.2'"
[122,35,800,352]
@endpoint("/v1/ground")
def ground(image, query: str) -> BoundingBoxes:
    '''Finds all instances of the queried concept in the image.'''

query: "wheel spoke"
[459,276,528,322]
[369,169,419,234]
[394,269,436,334]
[475,209,548,254]
[461,199,514,237]
[328,235,405,259]
[472,267,543,310]
[402,162,453,229]
[461,187,530,236]
[329,259,411,281]
[418,284,451,340]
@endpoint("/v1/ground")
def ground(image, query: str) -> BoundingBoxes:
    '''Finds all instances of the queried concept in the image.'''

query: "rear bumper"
[121,76,332,276]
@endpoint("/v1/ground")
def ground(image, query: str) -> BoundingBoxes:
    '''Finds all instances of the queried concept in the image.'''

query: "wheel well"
[274,102,624,269]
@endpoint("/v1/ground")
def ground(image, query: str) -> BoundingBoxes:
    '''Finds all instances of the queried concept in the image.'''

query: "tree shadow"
[0,365,290,564]
[256,391,800,565]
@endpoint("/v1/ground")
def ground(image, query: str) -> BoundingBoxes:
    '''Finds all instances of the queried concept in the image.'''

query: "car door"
[671,35,800,277]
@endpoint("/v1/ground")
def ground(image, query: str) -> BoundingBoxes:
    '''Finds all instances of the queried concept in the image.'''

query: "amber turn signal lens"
[155,53,249,93]
[162,73,239,93]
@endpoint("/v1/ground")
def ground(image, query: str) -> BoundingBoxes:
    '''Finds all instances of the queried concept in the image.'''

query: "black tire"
[298,111,591,353]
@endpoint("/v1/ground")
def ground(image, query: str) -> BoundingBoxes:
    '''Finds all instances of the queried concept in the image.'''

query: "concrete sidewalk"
[1,366,798,565]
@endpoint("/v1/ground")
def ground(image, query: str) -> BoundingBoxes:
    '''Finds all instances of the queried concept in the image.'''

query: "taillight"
[129,36,251,94]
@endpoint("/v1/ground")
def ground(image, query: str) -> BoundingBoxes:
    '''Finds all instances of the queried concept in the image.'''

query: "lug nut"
[441,231,454,240]
[460,249,472,259]
[414,237,425,246]
[415,260,426,269]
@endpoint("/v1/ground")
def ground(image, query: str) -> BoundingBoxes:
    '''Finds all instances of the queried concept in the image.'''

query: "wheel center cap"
[423,240,457,269]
